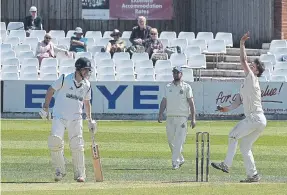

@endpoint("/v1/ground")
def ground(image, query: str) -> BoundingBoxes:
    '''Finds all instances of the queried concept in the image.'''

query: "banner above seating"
[82,0,173,20]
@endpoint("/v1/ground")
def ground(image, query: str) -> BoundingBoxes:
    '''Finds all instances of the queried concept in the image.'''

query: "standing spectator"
[129,16,151,46]
[36,33,68,65]
[105,29,126,57]
[144,28,163,58]
[24,6,43,36]
[69,27,87,55]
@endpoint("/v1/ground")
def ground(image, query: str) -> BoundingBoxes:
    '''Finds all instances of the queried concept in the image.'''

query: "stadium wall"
[0,0,276,48]
[1,80,287,120]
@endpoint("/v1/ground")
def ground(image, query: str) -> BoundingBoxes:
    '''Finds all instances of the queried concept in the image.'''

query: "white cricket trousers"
[224,113,266,177]
[166,116,188,165]
[49,118,86,178]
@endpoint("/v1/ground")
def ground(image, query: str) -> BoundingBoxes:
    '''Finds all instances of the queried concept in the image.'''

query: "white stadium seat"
[40,73,58,80]
[86,38,95,49]
[49,30,65,39]
[274,62,287,70]
[66,30,76,38]
[137,74,155,81]
[117,67,135,75]
[85,31,102,39]
[56,51,73,63]
[156,74,173,81]
[51,38,58,45]
[263,61,274,71]
[59,59,75,67]
[21,65,38,74]
[270,75,287,82]
[207,40,226,54]
[21,58,39,69]
[96,38,112,47]
[262,69,272,80]
[113,52,130,60]
[75,52,92,60]
[188,54,207,69]
[115,59,134,69]
[40,66,58,74]
[7,22,24,30]
[8,30,26,43]
[272,47,287,61]
[4,36,20,48]
[94,52,111,64]
[178,32,195,45]
[1,72,19,80]
[196,32,214,41]
[182,68,194,82]
[2,58,20,68]
[260,54,277,65]
[184,46,201,57]
[117,74,135,81]
[269,40,287,53]
[103,31,113,38]
[1,43,12,52]
[88,45,105,54]
[170,53,187,67]
[41,58,58,67]
[131,52,149,62]
[58,38,71,49]
[1,50,16,63]
[189,39,207,52]
[1,22,6,30]
[258,76,268,82]
[59,66,75,75]
[122,31,132,38]
[20,72,38,80]
[134,60,153,72]
[158,38,169,48]
[121,38,132,48]
[30,30,46,40]
[1,65,18,73]
[136,67,155,76]
[97,66,116,75]
[1,30,7,41]
[97,74,116,81]
[22,37,39,51]
[155,60,172,69]
[159,31,177,41]
[215,32,233,47]
[98,59,115,68]
[15,44,31,56]
[272,69,287,76]
[170,38,188,51]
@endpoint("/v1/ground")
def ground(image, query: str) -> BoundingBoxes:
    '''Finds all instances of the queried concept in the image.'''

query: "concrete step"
[206,55,260,63]
[262,43,270,50]
[199,77,244,82]
[195,69,245,77]
[226,48,268,56]
[207,62,242,70]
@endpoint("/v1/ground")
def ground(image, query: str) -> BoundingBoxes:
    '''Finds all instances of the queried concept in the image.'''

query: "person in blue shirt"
[69,27,87,54]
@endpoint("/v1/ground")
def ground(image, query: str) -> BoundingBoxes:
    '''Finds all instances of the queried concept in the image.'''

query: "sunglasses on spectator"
[150,33,157,35]
[45,37,52,39]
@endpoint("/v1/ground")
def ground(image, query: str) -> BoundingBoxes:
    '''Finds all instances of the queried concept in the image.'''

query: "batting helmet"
[75,57,92,71]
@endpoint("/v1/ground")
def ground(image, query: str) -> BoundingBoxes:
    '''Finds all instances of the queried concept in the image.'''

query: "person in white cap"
[69,27,87,55]
[158,66,196,170]
[24,6,42,35]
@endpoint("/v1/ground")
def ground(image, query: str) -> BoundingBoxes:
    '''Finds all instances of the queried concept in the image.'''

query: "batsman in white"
[158,66,196,170]
[39,57,97,182]
[211,32,266,183]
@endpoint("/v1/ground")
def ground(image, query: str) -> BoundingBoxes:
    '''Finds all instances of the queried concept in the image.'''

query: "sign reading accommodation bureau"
[109,0,173,20]
[82,0,110,19]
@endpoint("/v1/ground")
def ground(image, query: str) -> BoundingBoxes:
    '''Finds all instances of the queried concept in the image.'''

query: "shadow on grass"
[1,181,53,184]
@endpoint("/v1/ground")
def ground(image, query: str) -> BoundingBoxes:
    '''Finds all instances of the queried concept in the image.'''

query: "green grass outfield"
[1,120,287,194]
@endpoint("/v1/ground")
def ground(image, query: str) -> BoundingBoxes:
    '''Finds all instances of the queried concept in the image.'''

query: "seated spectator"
[145,28,163,58]
[105,29,126,57]
[24,6,43,36]
[129,16,151,46]
[69,27,87,55]
[36,33,68,65]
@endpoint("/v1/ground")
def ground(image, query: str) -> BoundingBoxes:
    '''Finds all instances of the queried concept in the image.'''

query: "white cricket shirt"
[51,73,91,120]
[240,71,263,117]
[164,81,193,117]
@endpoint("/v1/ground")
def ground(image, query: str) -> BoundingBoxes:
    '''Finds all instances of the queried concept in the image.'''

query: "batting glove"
[88,119,97,134]
[39,108,51,120]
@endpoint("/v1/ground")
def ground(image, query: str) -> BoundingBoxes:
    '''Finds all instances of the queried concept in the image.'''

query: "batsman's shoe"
[172,164,180,170]
[76,176,85,182]
[240,174,261,183]
[179,161,185,167]
[211,162,229,173]
[54,171,66,182]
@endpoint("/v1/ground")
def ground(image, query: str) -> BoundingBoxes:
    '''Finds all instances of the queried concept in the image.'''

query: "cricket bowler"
[39,57,97,182]
[158,66,196,170]
[211,32,266,182]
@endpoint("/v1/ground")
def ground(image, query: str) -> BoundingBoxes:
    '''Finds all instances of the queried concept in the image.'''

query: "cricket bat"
[90,132,103,182]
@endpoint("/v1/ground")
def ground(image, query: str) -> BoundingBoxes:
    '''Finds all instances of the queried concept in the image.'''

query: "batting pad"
[48,135,66,174]
[70,136,86,179]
